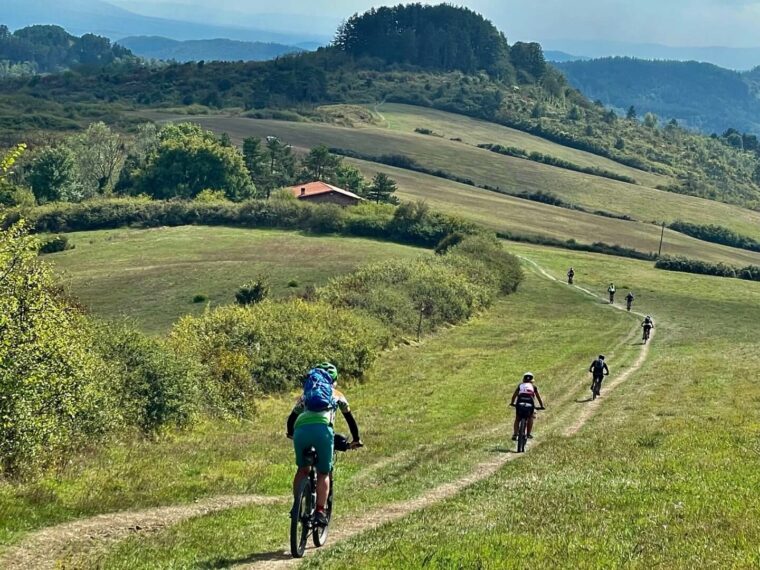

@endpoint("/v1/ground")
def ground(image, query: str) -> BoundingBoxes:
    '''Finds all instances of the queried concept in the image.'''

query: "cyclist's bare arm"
[534,386,546,408]
[509,387,519,406]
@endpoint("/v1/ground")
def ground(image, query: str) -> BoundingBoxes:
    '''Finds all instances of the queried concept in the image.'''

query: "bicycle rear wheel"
[290,477,312,558]
[517,418,528,453]
[313,478,333,547]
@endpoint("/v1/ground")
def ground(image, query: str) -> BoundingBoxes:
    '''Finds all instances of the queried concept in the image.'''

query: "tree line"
[0,122,398,207]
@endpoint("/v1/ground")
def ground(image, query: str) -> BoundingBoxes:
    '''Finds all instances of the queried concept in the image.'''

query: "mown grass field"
[373,102,669,189]
[353,159,760,268]
[163,112,760,243]
[49,226,424,334]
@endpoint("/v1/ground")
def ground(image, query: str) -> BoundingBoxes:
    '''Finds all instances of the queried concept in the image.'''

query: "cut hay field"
[162,112,760,243]
[49,226,424,334]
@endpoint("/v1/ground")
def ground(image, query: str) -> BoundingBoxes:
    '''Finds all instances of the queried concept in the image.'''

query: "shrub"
[192,294,208,303]
[95,325,200,434]
[435,231,466,255]
[655,256,738,278]
[169,300,386,415]
[235,278,271,306]
[38,234,73,254]
[0,221,117,475]
[668,220,760,253]
[288,280,299,288]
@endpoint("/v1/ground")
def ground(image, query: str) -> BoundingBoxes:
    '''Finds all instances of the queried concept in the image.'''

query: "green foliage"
[434,231,467,255]
[0,221,117,475]
[26,146,80,204]
[300,144,341,182]
[366,172,399,204]
[38,234,72,254]
[235,278,270,306]
[192,294,208,303]
[655,256,740,279]
[668,220,760,253]
[194,189,230,203]
[0,24,134,74]
[133,124,254,201]
[169,300,386,414]
[334,4,515,79]
[94,324,199,434]
[67,122,126,195]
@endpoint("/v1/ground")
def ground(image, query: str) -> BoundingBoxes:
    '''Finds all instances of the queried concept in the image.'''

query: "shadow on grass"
[488,445,517,454]
[201,549,292,569]
[575,397,594,403]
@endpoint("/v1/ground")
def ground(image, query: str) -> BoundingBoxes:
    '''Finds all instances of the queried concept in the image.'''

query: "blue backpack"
[302,368,336,411]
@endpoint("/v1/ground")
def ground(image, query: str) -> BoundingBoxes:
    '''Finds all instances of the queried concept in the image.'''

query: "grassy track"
[164,113,760,242]
[0,259,636,567]
[48,226,424,334]
[354,159,760,267]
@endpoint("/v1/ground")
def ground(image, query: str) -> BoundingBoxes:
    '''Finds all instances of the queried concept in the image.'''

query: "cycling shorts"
[515,398,535,419]
[294,423,334,474]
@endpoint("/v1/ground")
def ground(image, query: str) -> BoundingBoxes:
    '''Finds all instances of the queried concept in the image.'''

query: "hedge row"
[655,255,760,282]
[496,231,657,261]
[3,197,479,249]
[478,143,638,185]
[668,220,760,253]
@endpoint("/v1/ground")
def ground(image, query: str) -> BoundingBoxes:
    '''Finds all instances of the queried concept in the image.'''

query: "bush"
[668,220,760,253]
[0,221,118,475]
[169,300,386,415]
[653,255,760,281]
[435,231,466,255]
[38,234,73,254]
[192,294,207,303]
[288,280,299,288]
[95,325,200,434]
[235,278,270,306]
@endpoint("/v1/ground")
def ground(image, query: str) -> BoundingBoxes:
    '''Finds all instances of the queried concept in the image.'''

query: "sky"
[112,0,760,48]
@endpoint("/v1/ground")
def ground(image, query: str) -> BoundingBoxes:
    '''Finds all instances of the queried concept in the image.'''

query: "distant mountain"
[546,40,760,71]
[4,0,324,45]
[557,57,760,135]
[544,50,588,63]
[118,36,302,63]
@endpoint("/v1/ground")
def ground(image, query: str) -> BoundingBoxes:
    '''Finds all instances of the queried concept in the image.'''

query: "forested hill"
[3,4,760,207]
[117,36,301,63]
[557,57,760,135]
[0,24,134,75]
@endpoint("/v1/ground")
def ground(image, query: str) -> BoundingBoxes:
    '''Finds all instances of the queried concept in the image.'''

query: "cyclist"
[509,372,546,441]
[588,355,610,396]
[286,363,362,527]
[625,291,635,312]
[642,315,654,342]
[608,283,616,304]
[567,267,575,285]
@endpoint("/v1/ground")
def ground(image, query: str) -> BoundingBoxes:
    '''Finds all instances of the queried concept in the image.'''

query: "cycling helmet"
[317,362,338,383]
[523,372,535,381]
[598,355,605,360]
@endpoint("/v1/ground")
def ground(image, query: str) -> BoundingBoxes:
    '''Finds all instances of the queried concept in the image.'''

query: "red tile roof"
[288,181,364,201]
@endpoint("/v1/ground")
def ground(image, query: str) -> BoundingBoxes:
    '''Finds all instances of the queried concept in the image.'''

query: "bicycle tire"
[517,417,528,453]
[290,477,312,558]
[313,476,333,547]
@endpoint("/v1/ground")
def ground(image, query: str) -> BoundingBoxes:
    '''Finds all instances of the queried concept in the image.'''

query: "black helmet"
[334,433,350,452]
[598,355,605,360]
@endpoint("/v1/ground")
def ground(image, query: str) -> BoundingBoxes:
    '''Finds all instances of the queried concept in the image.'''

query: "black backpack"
[592,359,605,374]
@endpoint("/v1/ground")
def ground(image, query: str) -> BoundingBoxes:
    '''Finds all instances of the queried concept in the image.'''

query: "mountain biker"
[625,291,635,311]
[608,283,616,304]
[589,355,610,396]
[286,362,362,527]
[567,267,575,285]
[642,315,654,341]
[509,372,546,440]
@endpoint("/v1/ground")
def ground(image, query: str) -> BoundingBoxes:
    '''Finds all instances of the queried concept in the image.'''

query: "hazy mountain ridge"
[118,36,302,63]
[557,57,760,135]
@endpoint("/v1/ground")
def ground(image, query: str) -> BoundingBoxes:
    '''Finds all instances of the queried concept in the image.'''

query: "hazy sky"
[115,0,760,47]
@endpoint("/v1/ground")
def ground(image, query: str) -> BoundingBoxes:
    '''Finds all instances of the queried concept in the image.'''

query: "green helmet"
[317,362,338,383]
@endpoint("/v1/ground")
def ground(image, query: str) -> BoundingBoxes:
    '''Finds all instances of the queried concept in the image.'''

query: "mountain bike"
[568,274,574,285]
[643,326,652,344]
[290,434,361,558]
[609,291,615,304]
[511,404,544,453]
[626,298,633,311]
[591,375,606,400]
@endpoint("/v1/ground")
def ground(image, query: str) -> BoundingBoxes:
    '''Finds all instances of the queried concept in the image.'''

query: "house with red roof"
[287,181,364,206]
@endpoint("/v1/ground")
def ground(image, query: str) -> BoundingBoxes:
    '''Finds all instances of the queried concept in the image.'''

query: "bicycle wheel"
[517,417,527,453]
[592,379,600,400]
[290,477,312,558]
[313,476,333,547]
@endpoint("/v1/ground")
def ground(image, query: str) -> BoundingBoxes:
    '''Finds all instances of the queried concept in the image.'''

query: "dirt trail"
[0,495,283,570]
[2,257,655,570]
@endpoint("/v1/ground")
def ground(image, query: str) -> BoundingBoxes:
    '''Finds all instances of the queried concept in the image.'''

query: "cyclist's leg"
[292,428,311,496]
[513,413,520,437]
[526,409,536,435]
[313,426,335,512]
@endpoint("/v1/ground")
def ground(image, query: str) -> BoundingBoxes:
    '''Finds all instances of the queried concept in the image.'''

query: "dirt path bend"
[2,257,656,570]
[241,257,657,569]
[0,495,283,570]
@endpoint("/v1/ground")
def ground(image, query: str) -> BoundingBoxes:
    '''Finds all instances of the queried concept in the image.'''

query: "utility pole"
[658,222,666,258]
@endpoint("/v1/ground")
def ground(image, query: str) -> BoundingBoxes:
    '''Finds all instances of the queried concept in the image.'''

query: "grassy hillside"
[353,159,760,267]
[161,112,760,249]
[9,243,760,567]
[49,226,424,334]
